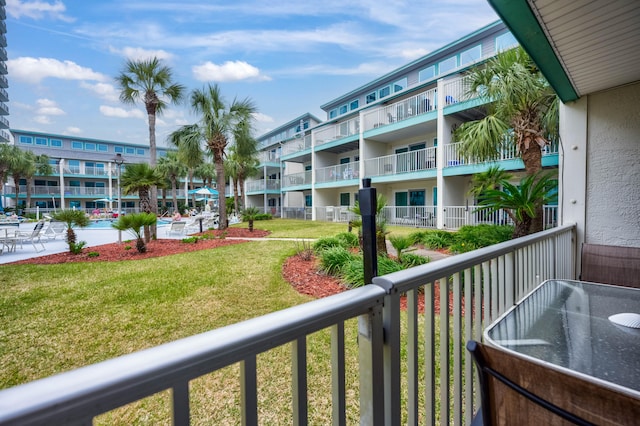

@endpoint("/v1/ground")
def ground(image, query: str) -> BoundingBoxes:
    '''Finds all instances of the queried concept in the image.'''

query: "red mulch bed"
[10,228,270,265]
[14,228,454,314]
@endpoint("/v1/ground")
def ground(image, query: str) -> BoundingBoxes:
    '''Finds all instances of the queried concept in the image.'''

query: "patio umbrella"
[188,186,219,198]
[94,197,117,202]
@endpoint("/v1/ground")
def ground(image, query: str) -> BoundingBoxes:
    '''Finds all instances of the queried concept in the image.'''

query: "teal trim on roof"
[10,129,151,148]
[487,0,579,102]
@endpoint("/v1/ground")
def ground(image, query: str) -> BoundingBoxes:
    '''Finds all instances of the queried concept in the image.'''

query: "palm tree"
[241,206,261,232]
[468,165,513,199]
[350,194,389,256]
[172,84,257,229]
[23,153,53,208]
[0,144,20,211]
[120,163,165,243]
[156,152,186,212]
[52,209,90,253]
[115,57,185,233]
[112,212,157,253]
[475,172,558,239]
[226,123,260,213]
[455,46,558,233]
[9,149,30,211]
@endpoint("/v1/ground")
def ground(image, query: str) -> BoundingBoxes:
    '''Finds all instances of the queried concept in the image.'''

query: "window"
[68,160,80,174]
[496,32,518,51]
[19,135,32,144]
[71,141,83,150]
[339,104,348,115]
[340,157,350,164]
[393,78,407,93]
[329,109,338,119]
[50,139,62,147]
[366,92,377,104]
[305,195,312,207]
[136,148,145,156]
[379,86,391,98]
[438,56,457,74]
[35,137,48,146]
[350,100,359,110]
[340,193,350,206]
[419,66,436,82]
[114,146,124,154]
[460,45,482,67]
[97,144,108,152]
[125,147,135,155]
[84,143,96,151]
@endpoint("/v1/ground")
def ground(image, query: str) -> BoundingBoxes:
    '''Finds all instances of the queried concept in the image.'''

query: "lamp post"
[112,153,126,243]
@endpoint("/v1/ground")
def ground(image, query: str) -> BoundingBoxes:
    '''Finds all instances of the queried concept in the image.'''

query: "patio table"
[485,279,640,394]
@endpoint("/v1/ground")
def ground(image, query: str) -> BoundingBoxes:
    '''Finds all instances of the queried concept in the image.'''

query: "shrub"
[341,255,404,288]
[87,251,100,258]
[295,240,314,261]
[312,236,345,253]
[450,224,513,253]
[400,253,429,268]
[335,232,359,248]
[181,236,198,244]
[255,213,272,221]
[69,241,87,255]
[319,246,358,275]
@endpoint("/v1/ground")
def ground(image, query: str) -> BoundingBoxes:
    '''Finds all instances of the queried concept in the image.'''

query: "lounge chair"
[16,221,46,252]
[43,221,67,240]
[0,228,18,254]
[166,221,187,236]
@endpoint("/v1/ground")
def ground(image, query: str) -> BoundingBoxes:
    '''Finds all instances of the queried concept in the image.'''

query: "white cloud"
[33,115,51,124]
[80,82,120,103]
[66,127,82,134]
[252,112,274,123]
[8,57,107,84]
[109,46,174,61]
[99,105,145,119]
[36,98,65,116]
[192,60,270,82]
[6,0,74,22]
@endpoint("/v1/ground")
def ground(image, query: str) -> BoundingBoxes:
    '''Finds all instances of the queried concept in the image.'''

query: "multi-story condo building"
[247,20,559,229]
[0,0,10,143]
[6,130,184,213]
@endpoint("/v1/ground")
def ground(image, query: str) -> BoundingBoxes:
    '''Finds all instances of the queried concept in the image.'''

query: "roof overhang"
[488,0,640,103]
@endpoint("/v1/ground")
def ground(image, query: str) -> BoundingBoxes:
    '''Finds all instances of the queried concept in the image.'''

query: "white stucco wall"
[586,82,640,246]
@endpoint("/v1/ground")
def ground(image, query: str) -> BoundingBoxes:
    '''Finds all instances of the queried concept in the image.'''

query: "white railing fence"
[316,161,360,183]
[314,117,360,146]
[362,88,437,132]
[281,206,312,220]
[0,224,576,425]
[364,147,437,177]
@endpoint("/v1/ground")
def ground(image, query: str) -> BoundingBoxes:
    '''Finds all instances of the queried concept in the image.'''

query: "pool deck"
[0,222,183,265]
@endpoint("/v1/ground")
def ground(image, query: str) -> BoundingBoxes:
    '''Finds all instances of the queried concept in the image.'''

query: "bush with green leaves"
[312,236,346,253]
[111,212,157,253]
[319,246,358,275]
[389,234,414,261]
[449,224,513,253]
[51,209,90,253]
[400,253,429,268]
[335,232,359,249]
[341,255,405,288]
[410,230,456,250]
[255,213,272,221]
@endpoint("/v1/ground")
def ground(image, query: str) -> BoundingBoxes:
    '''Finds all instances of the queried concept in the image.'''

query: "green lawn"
[0,219,438,424]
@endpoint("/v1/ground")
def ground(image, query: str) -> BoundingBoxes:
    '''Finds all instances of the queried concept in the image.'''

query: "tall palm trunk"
[146,108,159,238]
[139,188,152,242]
[170,177,178,211]
[519,126,545,234]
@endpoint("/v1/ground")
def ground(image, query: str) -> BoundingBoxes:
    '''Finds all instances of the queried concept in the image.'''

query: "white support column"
[358,110,365,189]
[436,79,447,229]
[311,129,317,220]
[58,159,65,210]
[108,162,114,210]
[559,97,588,276]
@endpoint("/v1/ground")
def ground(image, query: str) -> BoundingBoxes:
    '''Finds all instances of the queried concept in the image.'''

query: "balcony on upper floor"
[258,150,281,165]
[0,7,5,20]
[314,116,360,147]
[0,87,8,102]
[279,134,312,158]
[0,114,7,129]
[365,147,436,178]
[0,129,9,143]
[362,87,437,132]
[0,46,7,62]
[315,161,360,185]
[0,74,8,88]
[443,140,559,170]
[245,178,280,193]
[0,33,6,48]
[281,170,311,189]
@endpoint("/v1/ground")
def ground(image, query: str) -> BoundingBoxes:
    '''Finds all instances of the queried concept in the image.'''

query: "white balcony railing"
[315,161,360,183]
[444,140,559,167]
[362,88,437,132]
[0,224,576,425]
[281,135,312,156]
[281,171,312,188]
[314,117,360,146]
[245,179,280,192]
[364,147,436,177]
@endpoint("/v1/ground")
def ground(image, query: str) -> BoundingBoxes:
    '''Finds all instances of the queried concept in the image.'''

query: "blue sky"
[6,0,499,146]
